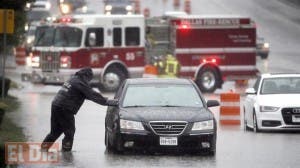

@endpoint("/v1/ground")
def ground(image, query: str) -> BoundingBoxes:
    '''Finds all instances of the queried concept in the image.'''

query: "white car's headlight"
[260,106,279,112]
[120,119,144,130]
[192,120,214,131]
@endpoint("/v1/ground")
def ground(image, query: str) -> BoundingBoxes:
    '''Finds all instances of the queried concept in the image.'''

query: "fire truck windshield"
[34,26,82,47]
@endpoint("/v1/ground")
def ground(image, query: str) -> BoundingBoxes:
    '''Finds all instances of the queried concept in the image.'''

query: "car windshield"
[34,26,82,47]
[260,77,300,94]
[122,84,204,108]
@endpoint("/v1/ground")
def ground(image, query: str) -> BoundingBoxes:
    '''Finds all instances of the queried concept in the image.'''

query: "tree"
[0,0,35,53]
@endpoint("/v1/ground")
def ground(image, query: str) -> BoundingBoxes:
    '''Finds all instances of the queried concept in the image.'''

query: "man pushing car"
[41,67,117,152]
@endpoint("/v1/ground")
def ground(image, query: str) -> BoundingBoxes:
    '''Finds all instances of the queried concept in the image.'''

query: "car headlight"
[26,3,31,8]
[105,5,112,11]
[46,2,51,10]
[192,120,214,131]
[263,43,269,48]
[126,5,133,11]
[260,106,279,112]
[120,119,144,130]
[27,38,33,44]
[60,4,71,14]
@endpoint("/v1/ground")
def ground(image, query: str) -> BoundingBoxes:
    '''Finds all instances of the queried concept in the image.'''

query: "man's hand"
[106,99,119,106]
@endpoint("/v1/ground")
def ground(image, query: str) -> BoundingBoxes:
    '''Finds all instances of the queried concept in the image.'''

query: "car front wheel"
[244,108,251,131]
[112,133,124,154]
[253,112,260,133]
[105,130,113,151]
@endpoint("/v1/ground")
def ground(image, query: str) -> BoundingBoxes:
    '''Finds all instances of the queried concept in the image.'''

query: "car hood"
[120,107,213,122]
[258,94,300,107]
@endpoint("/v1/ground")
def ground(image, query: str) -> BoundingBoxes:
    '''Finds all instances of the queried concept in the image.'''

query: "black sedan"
[105,78,219,155]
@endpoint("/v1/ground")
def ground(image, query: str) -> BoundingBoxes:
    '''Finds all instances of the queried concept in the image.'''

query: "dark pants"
[42,104,75,151]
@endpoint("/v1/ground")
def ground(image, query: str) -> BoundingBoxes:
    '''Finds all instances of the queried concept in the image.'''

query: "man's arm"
[75,81,108,105]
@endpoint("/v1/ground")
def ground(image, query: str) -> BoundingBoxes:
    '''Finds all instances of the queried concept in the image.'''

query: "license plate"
[159,137,178,146]
[292,115,300,122]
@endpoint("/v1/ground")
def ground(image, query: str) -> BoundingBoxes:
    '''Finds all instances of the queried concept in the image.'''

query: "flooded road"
[5,87,300,168]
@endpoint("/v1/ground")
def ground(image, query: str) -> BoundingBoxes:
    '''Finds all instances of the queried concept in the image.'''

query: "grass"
[0,95,25,167]
[0,96,20,112]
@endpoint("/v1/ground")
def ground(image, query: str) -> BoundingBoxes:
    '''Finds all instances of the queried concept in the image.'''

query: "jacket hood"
[75,67,93,81]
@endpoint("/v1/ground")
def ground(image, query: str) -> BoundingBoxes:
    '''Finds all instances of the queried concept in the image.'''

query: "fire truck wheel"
[102,68,126,92]
[196,66,219,93]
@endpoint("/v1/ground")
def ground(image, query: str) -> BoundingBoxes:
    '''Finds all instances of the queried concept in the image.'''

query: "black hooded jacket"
[52,68,108,114]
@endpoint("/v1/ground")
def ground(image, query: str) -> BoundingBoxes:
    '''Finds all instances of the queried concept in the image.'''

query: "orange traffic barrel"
[143,64,158,78]
[15,47,26,65]
[219,91,240,125]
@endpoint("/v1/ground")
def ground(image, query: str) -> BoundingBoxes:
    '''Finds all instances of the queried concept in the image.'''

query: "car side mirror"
[245,88,256,94]
[88,32,96,47]
[207,100,220,107]
[107,99,119,106]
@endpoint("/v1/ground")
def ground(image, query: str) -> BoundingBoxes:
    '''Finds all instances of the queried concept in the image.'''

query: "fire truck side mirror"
[88,32,96,47]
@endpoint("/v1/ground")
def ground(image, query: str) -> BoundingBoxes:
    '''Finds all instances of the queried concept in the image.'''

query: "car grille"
[40,51,60,72]
[149,121,187,135]
[282,108,300,125]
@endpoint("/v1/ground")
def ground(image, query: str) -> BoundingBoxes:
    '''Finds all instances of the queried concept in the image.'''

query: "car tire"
[102,67,126,92]
[196,66,220,93]
[209,132,217,156]
[253,112,260,133]
[200,131,216,156]
[244,108,251,131]
[105,130,113,151]
[112,133,124,154]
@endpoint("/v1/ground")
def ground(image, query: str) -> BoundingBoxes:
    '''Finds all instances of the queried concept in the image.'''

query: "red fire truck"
[27,14,258,92]
[29,14,145,91]
[158,15,258,92]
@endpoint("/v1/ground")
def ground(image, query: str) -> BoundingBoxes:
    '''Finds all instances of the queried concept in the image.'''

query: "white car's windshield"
[122,84,204,108]
[261,77,300,94]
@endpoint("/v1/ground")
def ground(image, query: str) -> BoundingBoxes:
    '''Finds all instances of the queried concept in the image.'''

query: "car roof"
[125,78,193,85]
[261,73,300,78]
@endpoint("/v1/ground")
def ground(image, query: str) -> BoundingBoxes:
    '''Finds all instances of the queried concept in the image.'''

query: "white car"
[244,73,300,132]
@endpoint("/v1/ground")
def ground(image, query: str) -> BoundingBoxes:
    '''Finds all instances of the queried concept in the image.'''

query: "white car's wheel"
[253,112,260,133]
[244,109,251,131]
